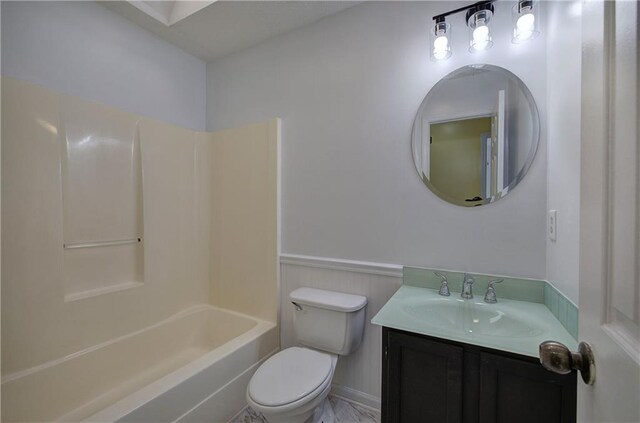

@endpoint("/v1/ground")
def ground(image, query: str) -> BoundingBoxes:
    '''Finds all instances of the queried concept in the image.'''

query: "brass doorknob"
[539,341,596,385]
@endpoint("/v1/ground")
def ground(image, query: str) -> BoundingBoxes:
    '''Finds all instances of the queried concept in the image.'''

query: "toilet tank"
[289,288,367,355]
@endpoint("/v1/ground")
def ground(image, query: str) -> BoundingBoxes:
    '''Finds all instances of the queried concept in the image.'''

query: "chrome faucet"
[461,273,475,299]
[435,271,450,296]
[484,279,503,303]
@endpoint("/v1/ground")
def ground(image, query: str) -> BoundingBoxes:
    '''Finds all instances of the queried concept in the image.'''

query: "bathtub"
[1,305,278,422]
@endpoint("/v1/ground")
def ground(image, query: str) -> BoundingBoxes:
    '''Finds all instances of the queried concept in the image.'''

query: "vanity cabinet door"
[383,328,464,423]
[478,352,577,423]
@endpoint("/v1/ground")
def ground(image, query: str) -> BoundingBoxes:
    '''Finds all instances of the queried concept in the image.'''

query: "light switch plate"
[549,210,557,241]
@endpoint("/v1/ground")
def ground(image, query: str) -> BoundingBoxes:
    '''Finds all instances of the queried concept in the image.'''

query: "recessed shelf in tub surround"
[60,92,145,301]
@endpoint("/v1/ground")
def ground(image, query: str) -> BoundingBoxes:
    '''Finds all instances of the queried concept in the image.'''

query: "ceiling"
[102,1,363,63]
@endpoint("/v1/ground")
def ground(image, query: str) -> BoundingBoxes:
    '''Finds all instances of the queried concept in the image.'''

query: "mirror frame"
[411,64,540,207]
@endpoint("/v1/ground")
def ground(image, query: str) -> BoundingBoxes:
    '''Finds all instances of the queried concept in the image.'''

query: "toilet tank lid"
[289,288,367,312]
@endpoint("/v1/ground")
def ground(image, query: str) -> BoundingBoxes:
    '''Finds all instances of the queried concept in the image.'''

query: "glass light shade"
[467,10,493,52]
[512,1,540,43]
[430,21,451,61]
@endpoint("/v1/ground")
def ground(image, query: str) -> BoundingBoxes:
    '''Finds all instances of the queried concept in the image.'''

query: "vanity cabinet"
[381,327,576,423]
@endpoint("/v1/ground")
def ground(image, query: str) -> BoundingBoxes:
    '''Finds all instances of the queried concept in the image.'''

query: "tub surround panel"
[2,77,208,375]
[138,118,203,310]
[195,133,214,309]
[61,94,145,300]
[1,79,279,392]
[61,97,142,244]
[209,119,280,323]
[1,77,66,374]
[280,258,402,408]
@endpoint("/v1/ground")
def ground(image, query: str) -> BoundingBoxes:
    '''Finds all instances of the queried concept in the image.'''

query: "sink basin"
[372,284,579,358]
[402,297,543,338]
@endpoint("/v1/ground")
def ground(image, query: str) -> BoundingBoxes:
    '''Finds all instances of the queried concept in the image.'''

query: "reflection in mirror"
[412,64,539,207]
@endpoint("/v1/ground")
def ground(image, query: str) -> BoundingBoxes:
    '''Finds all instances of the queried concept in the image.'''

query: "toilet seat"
[248,347,335,409]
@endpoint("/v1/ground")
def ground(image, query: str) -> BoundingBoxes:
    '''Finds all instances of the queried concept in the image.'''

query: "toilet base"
[309,398,335,423]
[259,398,334,423]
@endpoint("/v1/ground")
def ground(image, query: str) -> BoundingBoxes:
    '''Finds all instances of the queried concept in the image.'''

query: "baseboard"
[226,405,249,423]
[330,384,381,411]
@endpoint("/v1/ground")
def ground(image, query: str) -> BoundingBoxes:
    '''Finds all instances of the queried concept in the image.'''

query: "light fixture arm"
[432,0,497,24]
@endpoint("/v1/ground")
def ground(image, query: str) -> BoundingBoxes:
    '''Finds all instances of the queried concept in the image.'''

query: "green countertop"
[372,285,578,358]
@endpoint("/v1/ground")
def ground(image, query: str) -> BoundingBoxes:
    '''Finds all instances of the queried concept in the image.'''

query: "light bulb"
[433,35,449,59]
[433,48,448,60]
[430,21,451,61]
[472,25,490,50]
[433,35,449,50]
[517,12,535,31]
[516,13,535,40]
[512,1,539,43]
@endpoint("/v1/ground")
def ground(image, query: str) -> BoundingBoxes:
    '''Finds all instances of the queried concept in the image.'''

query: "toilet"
[247,287,367,423]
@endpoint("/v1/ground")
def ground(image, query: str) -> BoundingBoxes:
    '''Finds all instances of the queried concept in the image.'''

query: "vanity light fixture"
[430,0,539,61]
[466,2,494,52]
[430,17,452,61]
[512,0,539,43]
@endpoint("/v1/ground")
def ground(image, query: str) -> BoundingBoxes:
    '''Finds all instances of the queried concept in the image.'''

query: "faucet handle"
[488,278,503,288]
[484,279,503,303]
[434,271,447,282]
[464,273,475,283]
[434,272,450,296]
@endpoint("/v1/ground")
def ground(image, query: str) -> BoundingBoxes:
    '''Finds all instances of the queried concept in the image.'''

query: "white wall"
[546,1,582,304]
[1,1,206,131]
[207,1,548,279]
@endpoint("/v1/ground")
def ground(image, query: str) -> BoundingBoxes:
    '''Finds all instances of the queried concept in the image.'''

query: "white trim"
[330,384,381,411]
[227,405,250,423]
[279,254,403,278]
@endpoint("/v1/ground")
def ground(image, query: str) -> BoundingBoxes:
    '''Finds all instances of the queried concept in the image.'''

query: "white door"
[578,1,640,421]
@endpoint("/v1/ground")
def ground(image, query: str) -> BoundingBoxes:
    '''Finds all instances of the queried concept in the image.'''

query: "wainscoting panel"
[280,256,403,407]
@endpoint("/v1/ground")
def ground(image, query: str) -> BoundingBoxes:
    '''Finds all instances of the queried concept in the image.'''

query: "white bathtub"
[1,305,278,422]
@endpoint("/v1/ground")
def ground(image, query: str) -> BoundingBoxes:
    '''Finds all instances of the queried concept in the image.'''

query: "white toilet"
[247,287,367,423]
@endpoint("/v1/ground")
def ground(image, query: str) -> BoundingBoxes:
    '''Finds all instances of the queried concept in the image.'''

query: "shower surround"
[1,77,280,422]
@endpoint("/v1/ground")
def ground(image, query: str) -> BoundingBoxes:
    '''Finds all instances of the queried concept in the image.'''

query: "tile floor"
[230,395,380,423]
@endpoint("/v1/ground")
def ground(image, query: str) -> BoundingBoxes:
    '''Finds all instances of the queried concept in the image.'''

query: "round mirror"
[412,64,539,207]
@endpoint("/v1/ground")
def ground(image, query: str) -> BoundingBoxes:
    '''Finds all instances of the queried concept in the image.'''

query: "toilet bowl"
[247,347,338,423]
[245,288,367,423]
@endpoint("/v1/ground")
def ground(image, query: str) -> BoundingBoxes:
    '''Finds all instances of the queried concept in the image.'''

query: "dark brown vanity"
[381,327,577,423]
